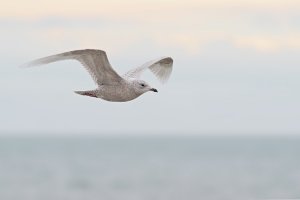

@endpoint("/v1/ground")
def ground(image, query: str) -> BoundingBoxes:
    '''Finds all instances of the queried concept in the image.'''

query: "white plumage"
[23,49,173,102]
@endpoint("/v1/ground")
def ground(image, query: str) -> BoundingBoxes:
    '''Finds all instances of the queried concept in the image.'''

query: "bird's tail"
[74,90,97,98]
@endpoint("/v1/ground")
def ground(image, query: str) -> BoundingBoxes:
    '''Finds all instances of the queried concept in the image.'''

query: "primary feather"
[124,57,173,84]
[22,49,122,86]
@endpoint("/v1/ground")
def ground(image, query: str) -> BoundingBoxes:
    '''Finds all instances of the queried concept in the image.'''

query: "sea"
[0,135,299,200]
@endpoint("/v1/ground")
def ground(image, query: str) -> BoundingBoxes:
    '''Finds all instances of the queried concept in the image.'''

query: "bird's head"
[132,79,158,95]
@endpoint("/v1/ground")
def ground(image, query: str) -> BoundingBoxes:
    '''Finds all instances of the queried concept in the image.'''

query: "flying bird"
[22,49,173,102]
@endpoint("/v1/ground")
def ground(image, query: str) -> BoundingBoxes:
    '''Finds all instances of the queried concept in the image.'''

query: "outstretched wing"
[123,57,173,84]
[22,49,123,86]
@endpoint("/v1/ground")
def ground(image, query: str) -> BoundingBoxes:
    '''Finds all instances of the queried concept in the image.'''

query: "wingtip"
[161,57,173,64]
[19,61,42,68]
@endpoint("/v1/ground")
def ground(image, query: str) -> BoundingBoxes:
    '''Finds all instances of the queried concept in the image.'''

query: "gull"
[23,49,173,102]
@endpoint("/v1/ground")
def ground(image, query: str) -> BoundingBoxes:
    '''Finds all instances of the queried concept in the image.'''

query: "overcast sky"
[1,0,300,135]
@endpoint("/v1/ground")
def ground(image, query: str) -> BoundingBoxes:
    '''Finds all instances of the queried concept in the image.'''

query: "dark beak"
[150,88,158,92]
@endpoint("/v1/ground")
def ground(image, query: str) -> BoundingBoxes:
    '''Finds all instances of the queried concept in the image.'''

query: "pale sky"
[1,0,300,135]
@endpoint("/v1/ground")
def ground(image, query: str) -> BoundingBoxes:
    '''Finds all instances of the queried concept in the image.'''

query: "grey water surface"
[0,135,299,200]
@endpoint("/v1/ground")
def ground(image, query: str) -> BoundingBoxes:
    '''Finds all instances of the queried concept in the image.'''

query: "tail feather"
[74,90,97,98]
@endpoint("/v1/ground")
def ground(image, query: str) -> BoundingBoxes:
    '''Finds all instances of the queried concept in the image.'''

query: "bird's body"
[22,49,173,102]
[75,80,142,102]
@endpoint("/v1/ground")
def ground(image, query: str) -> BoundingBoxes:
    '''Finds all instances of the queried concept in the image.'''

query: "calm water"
[0,135,299,200]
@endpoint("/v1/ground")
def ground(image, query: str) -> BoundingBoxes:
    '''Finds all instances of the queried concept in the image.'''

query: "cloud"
[1,17,299,58]
[234,34,300,53]
[1,1,300,134]
[1,0,300,18]
[1,0,299,56]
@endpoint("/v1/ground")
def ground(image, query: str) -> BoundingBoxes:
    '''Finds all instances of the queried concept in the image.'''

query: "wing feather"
[124,57,173,84]
[22,49,122,86]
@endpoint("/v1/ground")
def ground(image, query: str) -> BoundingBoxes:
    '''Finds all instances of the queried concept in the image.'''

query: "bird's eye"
[141,84,145,87]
